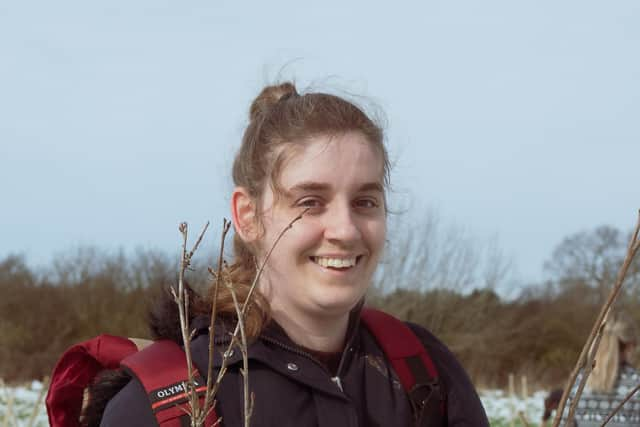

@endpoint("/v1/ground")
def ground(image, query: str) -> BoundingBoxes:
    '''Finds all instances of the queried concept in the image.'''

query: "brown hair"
[586,313,637,392]
[208,81,389,338]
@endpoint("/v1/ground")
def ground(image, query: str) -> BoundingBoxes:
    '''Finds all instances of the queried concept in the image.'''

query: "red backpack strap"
[46,334,139,427]
[361,308,445,426]
[121,340,218,427]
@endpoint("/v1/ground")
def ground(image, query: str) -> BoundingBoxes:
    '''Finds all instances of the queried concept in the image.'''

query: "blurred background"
[1,0,639,392]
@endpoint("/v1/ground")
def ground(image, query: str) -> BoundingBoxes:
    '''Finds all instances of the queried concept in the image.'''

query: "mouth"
[309,255,363,270]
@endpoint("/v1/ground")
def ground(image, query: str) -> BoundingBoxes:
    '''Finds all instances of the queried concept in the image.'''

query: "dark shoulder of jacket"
[405,322,490,427]
[98,375,157,427]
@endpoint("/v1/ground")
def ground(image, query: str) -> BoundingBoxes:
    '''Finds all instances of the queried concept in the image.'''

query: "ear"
[231,187,259,243]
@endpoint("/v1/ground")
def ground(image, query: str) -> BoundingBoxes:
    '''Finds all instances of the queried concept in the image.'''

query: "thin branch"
[175,223,198,421]
[227,279,252,427]
[172,221,212,425]
[222,208,309,356]
[208,209,308,415]
[552,210,640,427]
[174,209,306,426]
[240,208,309,317]
[203,219,231,417]
[26,377,49,427]
[565,321,608,425]
[1,381,15,427]
[517,411,531,427]
[189,221,210,261]
[600,383,640,426]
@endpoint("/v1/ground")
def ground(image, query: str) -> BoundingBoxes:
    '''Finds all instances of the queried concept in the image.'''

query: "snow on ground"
[1,382,546,426]
[0,381,49,426]
[480,389,547,425]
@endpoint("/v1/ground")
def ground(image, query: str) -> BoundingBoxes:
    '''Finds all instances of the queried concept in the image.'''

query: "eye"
[354,198,380,209]
[296,197,324,210]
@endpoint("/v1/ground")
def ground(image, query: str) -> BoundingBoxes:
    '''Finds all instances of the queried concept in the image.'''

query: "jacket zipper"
[331,376,344,392]
[260,336,346,393]
[212,321,359,394]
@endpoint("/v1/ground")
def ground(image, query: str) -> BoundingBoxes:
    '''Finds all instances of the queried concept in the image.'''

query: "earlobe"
[231,187,258,242]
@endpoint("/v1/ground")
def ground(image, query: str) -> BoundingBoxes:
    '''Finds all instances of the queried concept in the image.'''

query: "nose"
[323,201,361,244]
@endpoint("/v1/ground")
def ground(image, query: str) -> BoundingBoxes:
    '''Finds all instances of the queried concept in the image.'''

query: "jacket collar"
[192,301,366,398]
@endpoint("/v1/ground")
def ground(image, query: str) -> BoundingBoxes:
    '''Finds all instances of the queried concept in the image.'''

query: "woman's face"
[256,131,387,320]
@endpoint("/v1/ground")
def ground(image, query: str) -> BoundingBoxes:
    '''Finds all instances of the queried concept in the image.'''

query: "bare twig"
[227,279,252,427]
[172,223,198,420]
[600,383,640,426]
[171,221,211,425]
[202,219,231,419]
[207,209,308,424]
[189,222,210,262]
[552,210,640,427]
[240,208,309,317]
[26,377,49,427]
[174,209,306,426]
[565,322,608,425]
[517,411,531,427]
[1,380,15,427]
[218,207,309,368]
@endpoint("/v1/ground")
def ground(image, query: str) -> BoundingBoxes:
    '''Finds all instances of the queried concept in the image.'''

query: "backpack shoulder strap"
[46,334,139,427]
[121,340,218,427]
[361,308,445,426]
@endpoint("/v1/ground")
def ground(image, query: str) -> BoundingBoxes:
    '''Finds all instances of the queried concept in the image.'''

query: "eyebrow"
[285,181,384,195]
[357,182,385,193]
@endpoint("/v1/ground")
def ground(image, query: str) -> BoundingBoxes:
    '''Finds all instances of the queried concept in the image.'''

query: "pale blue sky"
[1,1,639,289]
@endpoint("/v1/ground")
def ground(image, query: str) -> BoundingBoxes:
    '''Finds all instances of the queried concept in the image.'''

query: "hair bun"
[249,82,299,122]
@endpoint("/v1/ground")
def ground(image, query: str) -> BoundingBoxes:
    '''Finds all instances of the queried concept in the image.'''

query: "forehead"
[279,132,385,190]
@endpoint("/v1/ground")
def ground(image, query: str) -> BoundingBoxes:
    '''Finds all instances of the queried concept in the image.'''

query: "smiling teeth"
[313,257,357,268]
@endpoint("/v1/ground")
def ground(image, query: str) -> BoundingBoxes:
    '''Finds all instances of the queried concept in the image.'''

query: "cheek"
[364,218,387,252]
[289,221,325,254]
[262,216,324,261]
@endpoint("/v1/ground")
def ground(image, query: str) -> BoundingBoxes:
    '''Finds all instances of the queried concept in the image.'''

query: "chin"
[309,291,364,316]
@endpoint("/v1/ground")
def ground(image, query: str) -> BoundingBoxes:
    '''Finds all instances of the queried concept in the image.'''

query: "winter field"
[0,381,548,426]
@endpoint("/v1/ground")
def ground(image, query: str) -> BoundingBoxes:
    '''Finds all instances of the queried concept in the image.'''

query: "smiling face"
[252,131,387,321]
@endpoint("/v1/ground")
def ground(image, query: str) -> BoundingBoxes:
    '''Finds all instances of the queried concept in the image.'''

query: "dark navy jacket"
[99,314,488,427]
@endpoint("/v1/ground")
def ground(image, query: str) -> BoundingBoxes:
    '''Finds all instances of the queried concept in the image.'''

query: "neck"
[270,306,349,352]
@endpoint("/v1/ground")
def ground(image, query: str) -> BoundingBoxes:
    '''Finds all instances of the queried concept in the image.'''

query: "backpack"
[46,308,445,427]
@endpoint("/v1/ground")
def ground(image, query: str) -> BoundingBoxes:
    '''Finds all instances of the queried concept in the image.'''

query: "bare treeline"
[369,284,638,389]
[0,249,177,381]
[1,221,638,387]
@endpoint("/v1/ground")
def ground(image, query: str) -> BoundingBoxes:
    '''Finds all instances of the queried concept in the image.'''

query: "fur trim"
[81,370,132,427]
[148,287,185,343]
[148,284,207,343]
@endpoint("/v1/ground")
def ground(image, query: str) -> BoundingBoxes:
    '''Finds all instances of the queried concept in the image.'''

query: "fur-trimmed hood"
[147,287,191,344]
[147,284,215,343]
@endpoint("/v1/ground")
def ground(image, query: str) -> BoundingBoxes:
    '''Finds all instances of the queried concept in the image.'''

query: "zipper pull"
[331,376,343,392]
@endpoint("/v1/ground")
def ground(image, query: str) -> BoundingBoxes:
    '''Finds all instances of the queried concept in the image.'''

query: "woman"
[94,82,489,426]
[563,314,639,427]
